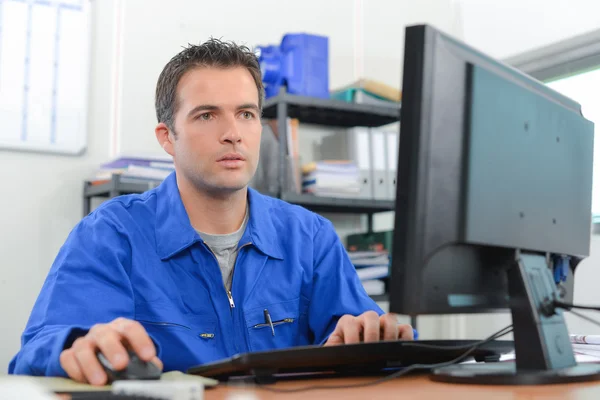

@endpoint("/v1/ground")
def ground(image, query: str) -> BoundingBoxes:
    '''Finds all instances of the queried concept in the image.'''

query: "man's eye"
[198,113,212,121]
[241,111,254,120]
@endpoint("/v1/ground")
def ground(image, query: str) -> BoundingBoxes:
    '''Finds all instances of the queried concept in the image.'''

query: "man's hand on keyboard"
[324,311,414,346]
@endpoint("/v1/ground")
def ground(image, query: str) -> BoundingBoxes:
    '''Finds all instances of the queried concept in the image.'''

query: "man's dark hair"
[155,38,264,132]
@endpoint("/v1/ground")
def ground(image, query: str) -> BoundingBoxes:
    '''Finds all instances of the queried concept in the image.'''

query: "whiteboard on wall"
[0,0,91,155]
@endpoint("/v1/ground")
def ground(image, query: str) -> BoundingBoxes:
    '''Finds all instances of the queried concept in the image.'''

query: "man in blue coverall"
[9,39,413,385]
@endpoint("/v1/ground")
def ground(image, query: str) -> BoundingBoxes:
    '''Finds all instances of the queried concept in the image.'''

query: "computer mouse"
[97,349,162,383]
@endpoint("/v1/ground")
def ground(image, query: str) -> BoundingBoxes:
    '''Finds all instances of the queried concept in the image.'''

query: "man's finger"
[324,334,344,346]
[60,349,86,383]
[361,311,380,343]
[72,340,107,386]
[398,324,414,340]
[111,318,155,361]
[324,315,358,346]
[380,314,400,341]
[340,316,361,344]
[323,325,344,346]
[95,329,130,371]
[151,356,164,371]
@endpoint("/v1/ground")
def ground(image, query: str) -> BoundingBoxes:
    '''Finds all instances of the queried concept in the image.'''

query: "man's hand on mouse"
[323,311,414,346]
[59,317,162,385]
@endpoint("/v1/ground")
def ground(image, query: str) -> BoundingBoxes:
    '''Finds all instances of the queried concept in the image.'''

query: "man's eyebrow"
[237,103,260,112]
[186,104,260,118]
[187,104,220,118]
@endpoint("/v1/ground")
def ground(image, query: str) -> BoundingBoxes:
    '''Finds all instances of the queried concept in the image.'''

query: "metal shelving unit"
[369,294,389,303]
[262,92,400,127]
[83,93,401,304]
[83,175,160,215]
[84,93,401,219]
[83,177,395,217]
[280,192,394,214]
[263,92,400,231]
[264,93,400,309]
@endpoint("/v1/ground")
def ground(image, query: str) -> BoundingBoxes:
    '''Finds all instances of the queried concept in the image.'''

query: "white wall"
[566,236,600,335]
[459,0,600,59]
[0,0,116,371]
[362,0,463,89]
[0,0,462,372]
[114,0,463,157]
[116,0,358,156]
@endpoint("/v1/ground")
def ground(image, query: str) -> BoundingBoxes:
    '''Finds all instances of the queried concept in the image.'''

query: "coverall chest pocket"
[135,305,218,345]
[135,305,221,371]
[244,298,303,352]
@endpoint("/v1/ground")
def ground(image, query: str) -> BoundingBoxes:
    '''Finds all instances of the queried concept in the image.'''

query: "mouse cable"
[251,324,514,393]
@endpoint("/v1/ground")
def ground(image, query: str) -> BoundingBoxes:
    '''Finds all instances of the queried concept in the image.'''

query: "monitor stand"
[431,250,600,385]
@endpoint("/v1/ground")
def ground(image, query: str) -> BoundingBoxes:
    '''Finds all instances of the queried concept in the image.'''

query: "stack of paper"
[302,161,361,197]
[348,251,389,295]
[92,154,175,184]
[349,251,389,266]
[570,334,600,361]
[467,334,600,365]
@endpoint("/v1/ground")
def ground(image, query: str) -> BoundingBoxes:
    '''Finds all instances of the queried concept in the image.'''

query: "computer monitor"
[390,24,600,384]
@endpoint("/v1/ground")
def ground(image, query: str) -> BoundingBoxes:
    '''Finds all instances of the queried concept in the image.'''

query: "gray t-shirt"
[196,209,249,291]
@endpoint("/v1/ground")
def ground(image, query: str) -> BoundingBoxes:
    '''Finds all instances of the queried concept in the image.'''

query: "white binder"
[354,128,374,199]
[370,129,388,200]
[386,130,399,200]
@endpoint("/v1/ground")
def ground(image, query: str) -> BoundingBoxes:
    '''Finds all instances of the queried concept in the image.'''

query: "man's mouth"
[217,153,245,161]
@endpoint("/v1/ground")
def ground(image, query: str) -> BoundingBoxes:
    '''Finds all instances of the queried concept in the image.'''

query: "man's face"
[169,66,262,195]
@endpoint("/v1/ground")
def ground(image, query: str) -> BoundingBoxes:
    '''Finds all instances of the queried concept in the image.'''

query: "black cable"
[567,309,600,330]
[555,300,600,312]
[252,324,514,393]
[399,325,514,351]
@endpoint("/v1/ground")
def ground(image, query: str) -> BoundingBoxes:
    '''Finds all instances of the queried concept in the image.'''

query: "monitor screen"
[389,24,594,316]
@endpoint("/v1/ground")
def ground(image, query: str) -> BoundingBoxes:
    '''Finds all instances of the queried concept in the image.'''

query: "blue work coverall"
[9,173,383,376]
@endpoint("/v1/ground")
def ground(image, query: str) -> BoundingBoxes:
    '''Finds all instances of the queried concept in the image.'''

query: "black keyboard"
[187,339,514,381]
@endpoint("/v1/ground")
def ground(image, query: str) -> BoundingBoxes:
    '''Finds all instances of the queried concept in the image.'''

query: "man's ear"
[155,122,175,157]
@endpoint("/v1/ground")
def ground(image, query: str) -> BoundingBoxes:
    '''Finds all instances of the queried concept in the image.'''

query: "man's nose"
[221,116,242,144]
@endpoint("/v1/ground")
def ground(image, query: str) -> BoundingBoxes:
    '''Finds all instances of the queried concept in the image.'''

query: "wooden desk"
[205,373,600,400]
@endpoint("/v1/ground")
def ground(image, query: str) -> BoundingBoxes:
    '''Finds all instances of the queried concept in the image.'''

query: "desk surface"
[205,373,600,400]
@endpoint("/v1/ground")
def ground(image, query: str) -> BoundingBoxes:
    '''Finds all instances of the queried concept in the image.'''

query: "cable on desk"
[251,324,514,393]
[566,309,600,330]
[399,328,513,351]
[555,300,600,312]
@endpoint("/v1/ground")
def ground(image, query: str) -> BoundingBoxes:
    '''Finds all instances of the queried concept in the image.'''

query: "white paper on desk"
[0,377,57,400]
[462,351,600,364]
[573,344,600,357]
[503,352,600,364]
[0,371,217,395]
[575,354,600,363]
[570,334,600,345]
[460,352,516,364]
